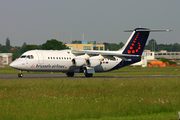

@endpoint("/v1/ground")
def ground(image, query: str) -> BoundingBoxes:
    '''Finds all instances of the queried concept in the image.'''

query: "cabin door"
[36,52,44,64]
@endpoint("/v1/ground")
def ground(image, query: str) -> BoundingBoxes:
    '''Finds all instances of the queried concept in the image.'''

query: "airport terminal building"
[0,53,12,66]
[155,50,180,60]
[131,50,180,67]
[66,40,105,51]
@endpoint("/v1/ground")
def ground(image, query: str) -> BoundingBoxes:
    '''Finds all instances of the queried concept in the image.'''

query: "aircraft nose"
[10,61,18,69]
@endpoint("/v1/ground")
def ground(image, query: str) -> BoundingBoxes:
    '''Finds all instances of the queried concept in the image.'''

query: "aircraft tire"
[18,73,23,78]
[84,73,93,77]
[83,68,93,77]
[66,72,74,77]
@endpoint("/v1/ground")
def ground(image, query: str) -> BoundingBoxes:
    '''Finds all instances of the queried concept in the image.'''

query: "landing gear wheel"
[18,73,23,78]
[66,72,74,77]
[84,73,93,77]
[84,68,93,77]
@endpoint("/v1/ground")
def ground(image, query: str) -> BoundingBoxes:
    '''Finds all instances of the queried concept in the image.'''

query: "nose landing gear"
[18,70,23,78]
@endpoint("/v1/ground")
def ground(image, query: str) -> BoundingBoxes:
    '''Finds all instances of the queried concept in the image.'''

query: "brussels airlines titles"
[31,64,66,69]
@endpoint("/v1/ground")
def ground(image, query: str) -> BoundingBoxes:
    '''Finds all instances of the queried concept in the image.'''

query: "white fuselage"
[9,28,170,77]
[10,50,122,73]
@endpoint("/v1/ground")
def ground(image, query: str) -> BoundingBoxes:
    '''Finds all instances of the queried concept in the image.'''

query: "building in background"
[155,50,180,60]
[66,40,105,50]
[131,49,180,67]
[0,53,12,66]
[131,50,156,67]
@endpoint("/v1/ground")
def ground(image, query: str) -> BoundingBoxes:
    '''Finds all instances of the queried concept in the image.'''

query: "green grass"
[95,66,180,76]
[1,65,180,76]
[0,77,180,120]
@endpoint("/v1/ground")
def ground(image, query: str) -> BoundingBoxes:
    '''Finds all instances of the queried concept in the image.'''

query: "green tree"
[42,39,67,50]
[71,40,81,44]
[166,44,173,52]
[0,43,2,52]
[6,37,11,50]
[105,42,124,51]
[119,42,124,49]
[172,43,180,51]
[24,45,41,52]
[12,53,19,61]
[12,47,21,57]
[20,42,27,53]
[148,39,157,51]
[0,46,10,53]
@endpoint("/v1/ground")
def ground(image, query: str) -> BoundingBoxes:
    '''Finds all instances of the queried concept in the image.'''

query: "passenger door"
[36,52,44,64]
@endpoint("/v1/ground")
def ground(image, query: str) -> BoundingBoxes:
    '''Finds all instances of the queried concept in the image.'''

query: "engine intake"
[86,59,101,67]
[72,58,86,66]
[86,55,104,68]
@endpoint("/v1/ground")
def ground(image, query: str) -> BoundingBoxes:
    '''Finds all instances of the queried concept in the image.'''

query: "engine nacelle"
[86,55,104,67]
[72,58,86,66]
[86,59,101,67]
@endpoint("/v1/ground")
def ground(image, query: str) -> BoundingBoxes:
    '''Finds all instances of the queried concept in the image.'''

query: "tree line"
[1,38,180,60]
[104,39,180,52]
[0,38,67,60]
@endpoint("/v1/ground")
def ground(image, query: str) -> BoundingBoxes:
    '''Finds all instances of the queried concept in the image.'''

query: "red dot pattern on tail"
[127,32,141,54]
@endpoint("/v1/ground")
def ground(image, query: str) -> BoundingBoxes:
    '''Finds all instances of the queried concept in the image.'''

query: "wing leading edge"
[72,50,140,57]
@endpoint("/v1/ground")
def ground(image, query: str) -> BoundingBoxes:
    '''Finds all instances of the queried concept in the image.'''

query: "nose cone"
[10,61,19,69]
[10,61,16,68]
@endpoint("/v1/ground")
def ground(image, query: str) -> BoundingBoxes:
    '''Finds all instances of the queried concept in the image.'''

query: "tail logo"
[127,32,142,54]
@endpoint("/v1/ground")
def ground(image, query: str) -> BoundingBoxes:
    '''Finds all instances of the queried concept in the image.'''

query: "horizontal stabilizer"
[125,29,172,32]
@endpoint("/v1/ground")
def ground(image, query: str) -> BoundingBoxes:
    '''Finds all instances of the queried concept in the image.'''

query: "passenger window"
[59,57,61,59]
[64,57,66,59]
[51,57,52,59]
[53,57,55,59]
[56,57,58,59]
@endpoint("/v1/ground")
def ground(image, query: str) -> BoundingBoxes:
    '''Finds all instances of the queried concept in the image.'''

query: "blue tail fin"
[122,28,150,55]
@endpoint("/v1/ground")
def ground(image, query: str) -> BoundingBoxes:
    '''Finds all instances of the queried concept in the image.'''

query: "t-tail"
[120,28,171,56]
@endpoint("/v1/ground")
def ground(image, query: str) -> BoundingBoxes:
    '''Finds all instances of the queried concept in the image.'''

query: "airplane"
[10,28,170,78]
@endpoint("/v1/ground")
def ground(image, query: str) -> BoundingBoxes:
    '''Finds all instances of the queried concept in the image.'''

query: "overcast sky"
[0,0,179,46]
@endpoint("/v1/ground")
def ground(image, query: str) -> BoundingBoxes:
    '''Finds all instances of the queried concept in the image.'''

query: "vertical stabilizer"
[121,28,150,55]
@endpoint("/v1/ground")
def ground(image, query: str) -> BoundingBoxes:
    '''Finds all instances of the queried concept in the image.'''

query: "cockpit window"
[30,55,34,59]
[27,55,31,59]
[20,55,34,59]
[20,55,26,58]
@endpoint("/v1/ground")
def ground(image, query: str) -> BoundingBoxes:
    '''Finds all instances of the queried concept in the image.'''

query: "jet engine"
[86,59,101,67]
[72,58,86,66]
[72,54,90,66]
[86,55,104,67]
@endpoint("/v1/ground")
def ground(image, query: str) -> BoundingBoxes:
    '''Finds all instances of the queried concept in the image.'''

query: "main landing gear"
[66,72,74,77]
[66,69,93,77]
[18,70,23,78]
[84,68,93,77]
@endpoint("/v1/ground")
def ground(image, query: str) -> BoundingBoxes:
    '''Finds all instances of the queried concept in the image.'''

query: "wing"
[72,50,140,60]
